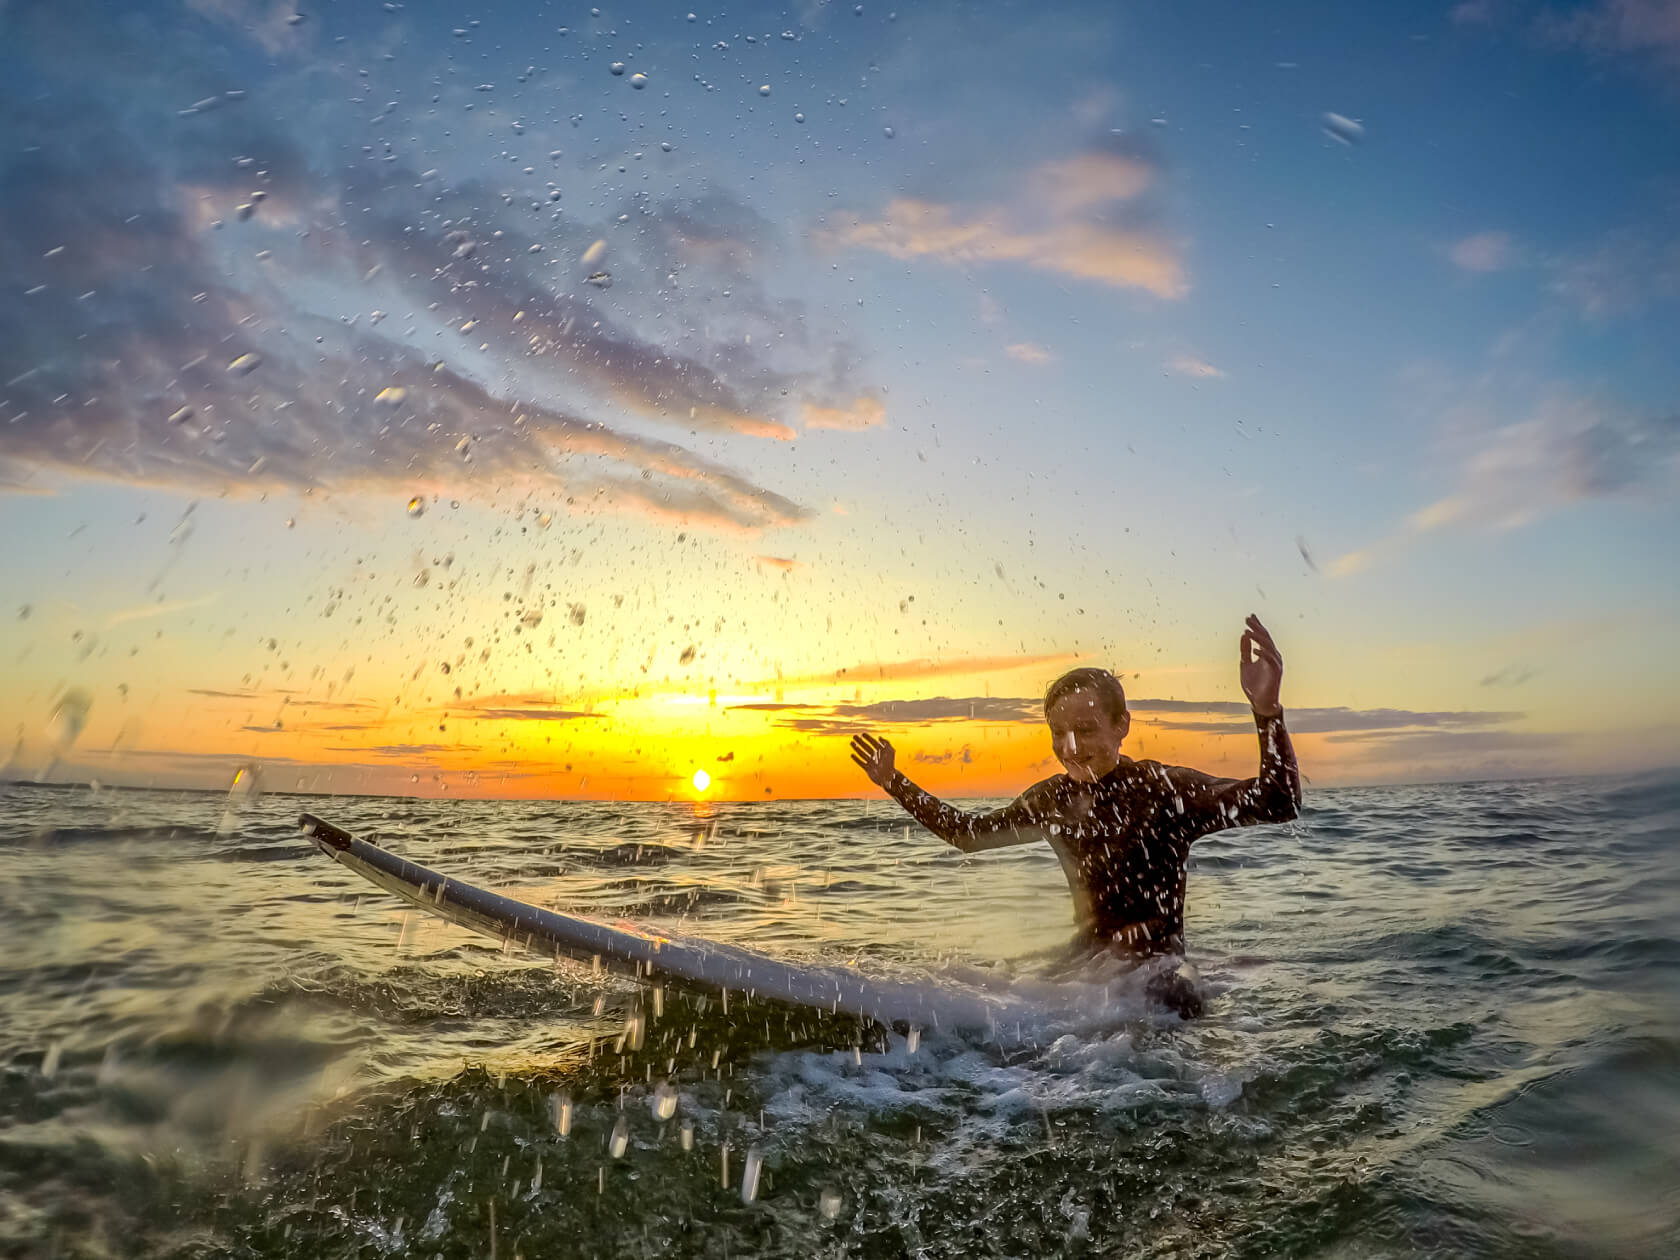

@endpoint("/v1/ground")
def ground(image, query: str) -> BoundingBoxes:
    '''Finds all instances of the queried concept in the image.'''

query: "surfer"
[850,614,1300,1017]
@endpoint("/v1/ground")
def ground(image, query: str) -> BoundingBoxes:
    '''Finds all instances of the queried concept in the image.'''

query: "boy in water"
[849,614,1300,1017]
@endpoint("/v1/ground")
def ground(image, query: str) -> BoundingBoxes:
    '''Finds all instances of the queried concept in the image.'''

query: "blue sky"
[1,0,1676,796]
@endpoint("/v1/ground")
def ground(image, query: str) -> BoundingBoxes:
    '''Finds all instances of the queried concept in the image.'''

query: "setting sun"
[691,769,711,793]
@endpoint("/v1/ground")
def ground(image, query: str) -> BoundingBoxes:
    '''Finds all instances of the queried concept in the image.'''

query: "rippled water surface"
[3,772,1678,1258]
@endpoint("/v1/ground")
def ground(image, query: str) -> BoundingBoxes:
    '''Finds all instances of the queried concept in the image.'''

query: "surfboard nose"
[298,813,353,851]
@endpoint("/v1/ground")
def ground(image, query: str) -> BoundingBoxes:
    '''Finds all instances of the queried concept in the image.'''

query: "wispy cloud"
[1332,392,1679,573]
[1479,665,1537,687]
[1539,0,1680,60]
[1449,231,1515,272]
[1005,342,1056,365]
[1451,0,1500,23]
[104,594,220,628]
[729,696,1042,724]
[824,137,1187,298]
[469,708,606,723]
[746,651,1082,689]
[1167,354,1225,379]
[755,554,799,570]
[355,743,468,757]
[1549,226,1680,318]
[1146,705,1524,735]
[802,396,886,431]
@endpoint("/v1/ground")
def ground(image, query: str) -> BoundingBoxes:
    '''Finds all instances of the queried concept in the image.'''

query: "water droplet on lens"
[1321,111,1364,145]
[375,386,407,407]
[759,84,771,96]
[794,112,805,123]
[660,140,673,152]
[47,689,92,751]
[406,496,425,517]
[168,405,195,425]
[630,72,648,89]
[585,271,612,288]
[610,62,625,75]
[227,353,262,375]
[883,125,895,138]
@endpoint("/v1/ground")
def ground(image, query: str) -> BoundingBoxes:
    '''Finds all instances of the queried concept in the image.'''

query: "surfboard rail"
[299,813,1024,1033]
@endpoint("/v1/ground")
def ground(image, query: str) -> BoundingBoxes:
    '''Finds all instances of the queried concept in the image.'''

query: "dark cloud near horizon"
[1143,705,1524,734]
[731,695,1526,736]
[341,743,466,757]
[1323,729,1569,753]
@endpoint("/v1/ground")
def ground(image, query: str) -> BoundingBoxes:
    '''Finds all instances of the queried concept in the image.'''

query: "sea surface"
[2,771,1677,1259]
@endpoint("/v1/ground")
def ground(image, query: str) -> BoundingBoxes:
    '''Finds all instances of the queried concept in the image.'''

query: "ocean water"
[2,771,1677,1259]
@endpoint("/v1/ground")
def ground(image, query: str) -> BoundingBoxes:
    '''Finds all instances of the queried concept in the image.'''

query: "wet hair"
[1043,667,1128,723]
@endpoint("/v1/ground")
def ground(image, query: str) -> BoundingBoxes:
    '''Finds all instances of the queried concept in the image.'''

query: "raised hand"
[849,732,897,788]
[1240,614,1284,718]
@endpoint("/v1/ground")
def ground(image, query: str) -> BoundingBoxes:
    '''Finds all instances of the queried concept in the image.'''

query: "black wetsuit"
[884,712,1301,1013]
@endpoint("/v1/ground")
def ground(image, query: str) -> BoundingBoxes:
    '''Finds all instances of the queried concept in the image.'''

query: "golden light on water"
[691,769,711,793]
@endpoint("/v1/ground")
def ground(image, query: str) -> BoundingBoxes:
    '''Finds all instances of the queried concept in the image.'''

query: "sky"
[1,0,1677,801]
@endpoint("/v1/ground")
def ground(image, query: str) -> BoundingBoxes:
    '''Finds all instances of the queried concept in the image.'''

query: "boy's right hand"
[849,732,897,787]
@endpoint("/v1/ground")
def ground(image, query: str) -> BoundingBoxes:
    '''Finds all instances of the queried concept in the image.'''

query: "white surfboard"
[300,813,1029,1034]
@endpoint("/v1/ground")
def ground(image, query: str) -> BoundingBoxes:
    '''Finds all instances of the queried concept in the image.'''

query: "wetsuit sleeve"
[881,772,1054,853]
[1162,711,1301,837]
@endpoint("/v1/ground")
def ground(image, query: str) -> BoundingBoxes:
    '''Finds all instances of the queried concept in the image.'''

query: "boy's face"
[1046,690,1130,783]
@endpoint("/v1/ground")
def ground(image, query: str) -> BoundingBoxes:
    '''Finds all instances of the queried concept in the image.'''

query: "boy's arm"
[881,770,1053,853]
[1163,710,1301,833]
[851,731,1051,852]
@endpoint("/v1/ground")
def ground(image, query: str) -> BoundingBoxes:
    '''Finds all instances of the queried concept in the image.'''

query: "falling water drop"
[651,1081,678,1121]
[740,1145,764,1203]
[819,1186,844,1219]
[552,1092,573,1136]
[609,1115,629,1158]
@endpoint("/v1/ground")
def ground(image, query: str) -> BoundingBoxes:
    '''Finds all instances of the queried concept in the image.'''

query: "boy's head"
[1043,667,1130,783]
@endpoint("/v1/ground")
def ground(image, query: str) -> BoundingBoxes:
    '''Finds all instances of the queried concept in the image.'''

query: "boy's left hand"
[1240,614,1283,718]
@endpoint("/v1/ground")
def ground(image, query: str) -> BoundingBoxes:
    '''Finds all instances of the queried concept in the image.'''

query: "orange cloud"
[1032,152,1157,214]
[1006,342,1055,365]
[1167,354,1225,378]
[802,395,886,431]
[750,651,1082,689]
[830,198,1187,298]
